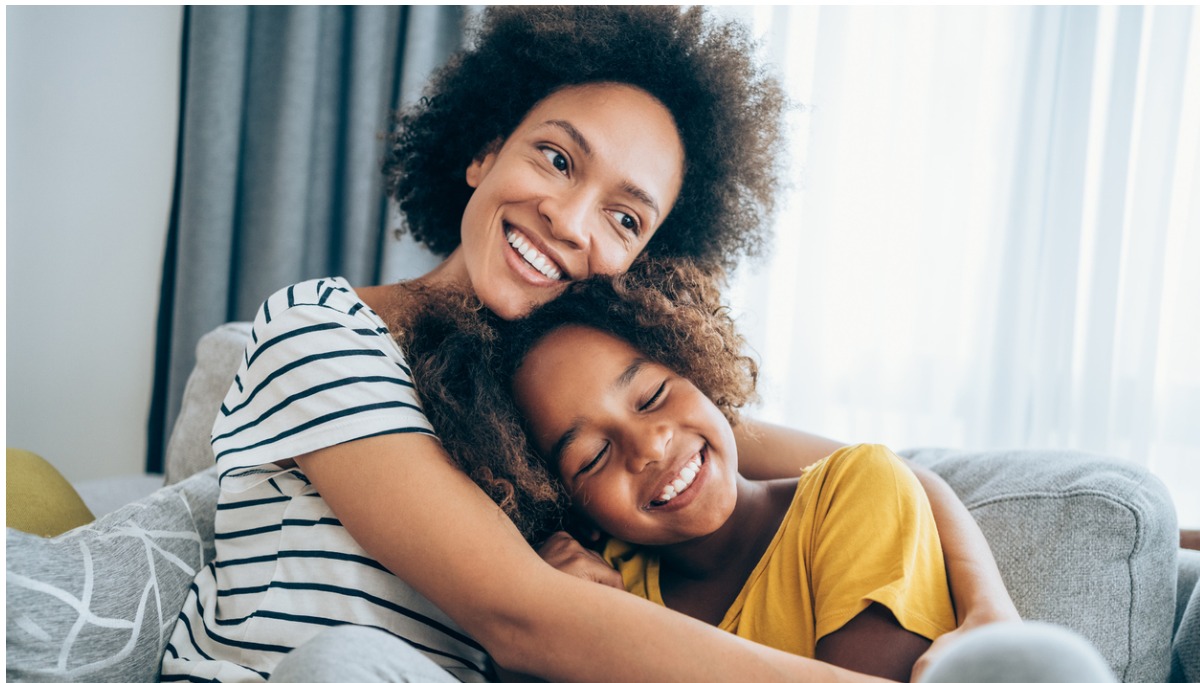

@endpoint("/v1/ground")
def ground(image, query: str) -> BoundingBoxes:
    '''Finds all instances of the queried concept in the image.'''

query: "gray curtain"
[149,6,468,471]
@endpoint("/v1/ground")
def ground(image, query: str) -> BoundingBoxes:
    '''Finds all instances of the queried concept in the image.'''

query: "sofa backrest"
[164,322,252,485]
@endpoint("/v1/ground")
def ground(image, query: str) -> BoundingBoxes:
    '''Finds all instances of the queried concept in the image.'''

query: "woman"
[162,7,1107,683]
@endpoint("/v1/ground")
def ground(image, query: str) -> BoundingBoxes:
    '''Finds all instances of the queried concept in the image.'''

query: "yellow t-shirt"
[604,444,957,657]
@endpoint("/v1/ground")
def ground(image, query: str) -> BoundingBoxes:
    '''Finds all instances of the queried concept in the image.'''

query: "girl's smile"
[512,325,740,546]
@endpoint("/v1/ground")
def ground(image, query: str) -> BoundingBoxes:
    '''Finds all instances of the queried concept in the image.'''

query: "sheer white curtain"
[717,6,1200,524]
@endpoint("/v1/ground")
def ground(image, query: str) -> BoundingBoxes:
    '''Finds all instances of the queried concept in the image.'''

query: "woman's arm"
[734,417,845,478]
[297,433,887,683]
[735,418,1019,629]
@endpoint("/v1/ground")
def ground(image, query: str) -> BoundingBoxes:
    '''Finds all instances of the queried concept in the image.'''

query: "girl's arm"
[296,432,888,683]
[734,418,1020,631]
[816,604,932,682]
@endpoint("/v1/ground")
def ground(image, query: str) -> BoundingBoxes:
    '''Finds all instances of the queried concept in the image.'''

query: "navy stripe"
[347,302,363,316]
[245,322,345,370]
[285,582,483,652]
[318,285,334,306]
[286,285,296,308]
[159,675,221,682]
[175,611,217,662]
[214,517,342,541]
[217,495,289,511]
[215,549,390,573]
[185,585,291,656]
[251,328,258,344]
[263,298,271,324]
[207,581,483,654]
[234,374,243,392]
[236,613,486,674]
[221,348,389,417]
[215,402,429,461]
[212,375,415,446]
[268,478,284,495]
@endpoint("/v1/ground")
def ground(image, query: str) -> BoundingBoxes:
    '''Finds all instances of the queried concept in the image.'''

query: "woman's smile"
[503,223,566,283]
[442,82,685,320]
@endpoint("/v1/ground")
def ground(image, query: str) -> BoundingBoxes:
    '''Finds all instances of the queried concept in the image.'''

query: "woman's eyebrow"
[542,120,660,217]
[544,120,592,156]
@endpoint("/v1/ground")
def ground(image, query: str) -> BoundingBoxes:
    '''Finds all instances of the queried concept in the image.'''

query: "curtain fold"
[722,6,1199,524]
[148,6,467,471]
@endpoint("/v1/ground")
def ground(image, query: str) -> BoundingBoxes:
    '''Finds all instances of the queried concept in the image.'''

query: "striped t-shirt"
[161,278,493,683]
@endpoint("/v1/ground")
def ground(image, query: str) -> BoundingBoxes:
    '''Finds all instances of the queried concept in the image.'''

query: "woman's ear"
[465,140,502,188]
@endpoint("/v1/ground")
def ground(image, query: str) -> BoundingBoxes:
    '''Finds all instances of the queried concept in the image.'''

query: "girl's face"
[512,325,739,546]
[445,83,685,320]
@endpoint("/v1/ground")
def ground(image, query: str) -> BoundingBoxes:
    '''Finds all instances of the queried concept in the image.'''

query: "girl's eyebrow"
[550,356,649,477]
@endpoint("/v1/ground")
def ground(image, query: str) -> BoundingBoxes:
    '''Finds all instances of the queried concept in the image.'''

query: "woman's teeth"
[506,231,562,280]
[656,453,702,504]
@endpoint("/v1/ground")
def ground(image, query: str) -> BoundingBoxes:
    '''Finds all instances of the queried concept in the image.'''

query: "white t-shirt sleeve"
[210,278,435,491]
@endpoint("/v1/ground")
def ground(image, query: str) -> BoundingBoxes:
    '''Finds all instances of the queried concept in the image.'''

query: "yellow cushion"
[6,448,95,536]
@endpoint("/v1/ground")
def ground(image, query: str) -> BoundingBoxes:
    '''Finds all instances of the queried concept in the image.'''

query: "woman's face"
[452,83,685,320]
[512,325,739,546]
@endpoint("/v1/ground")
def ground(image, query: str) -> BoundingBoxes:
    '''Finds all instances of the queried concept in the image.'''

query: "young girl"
[164,7,1024,683]
[403,259,958,682]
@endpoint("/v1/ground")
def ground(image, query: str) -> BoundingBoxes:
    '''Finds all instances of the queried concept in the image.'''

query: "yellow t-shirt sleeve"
[802,444,957,643]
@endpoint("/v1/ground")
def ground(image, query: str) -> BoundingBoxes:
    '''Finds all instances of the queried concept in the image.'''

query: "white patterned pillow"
[6,466,217,682]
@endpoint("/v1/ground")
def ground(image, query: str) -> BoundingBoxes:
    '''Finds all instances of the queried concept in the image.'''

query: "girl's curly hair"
[384,6,786,273]
[396,259,758,542]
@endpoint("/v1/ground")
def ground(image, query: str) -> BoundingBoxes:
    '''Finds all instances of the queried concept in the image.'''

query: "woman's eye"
[639,381,666,411]
[541,147,569,174]
[613,211,640,234]
[579,443,608,475]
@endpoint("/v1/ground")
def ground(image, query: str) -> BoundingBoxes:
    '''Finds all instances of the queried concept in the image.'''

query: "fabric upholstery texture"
[905,448,1178,683]
[6,466,218,682]
[5,449,95,537]
[1174,549,1200,683]
[163,322,251,485]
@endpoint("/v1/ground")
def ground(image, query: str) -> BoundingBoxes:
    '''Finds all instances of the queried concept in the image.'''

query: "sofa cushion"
[164,322,251,485]
[6,466,218,682]
[905,448,1178,683]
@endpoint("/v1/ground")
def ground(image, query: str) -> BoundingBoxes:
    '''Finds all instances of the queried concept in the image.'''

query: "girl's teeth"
[655,453,703,503]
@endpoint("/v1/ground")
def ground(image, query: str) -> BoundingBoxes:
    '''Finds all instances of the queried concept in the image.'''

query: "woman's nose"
[540,189,594,252]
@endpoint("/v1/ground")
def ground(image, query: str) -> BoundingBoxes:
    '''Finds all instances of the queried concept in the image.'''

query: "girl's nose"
[626,422,671,473]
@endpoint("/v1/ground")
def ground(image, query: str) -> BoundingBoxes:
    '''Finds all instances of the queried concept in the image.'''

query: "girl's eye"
[579,443,609,475]
[541,147,569,174]
[613,210,641,234]
[639,381,666,411]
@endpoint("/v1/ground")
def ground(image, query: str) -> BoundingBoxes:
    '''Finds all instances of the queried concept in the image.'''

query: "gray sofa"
[7,322,1199,682]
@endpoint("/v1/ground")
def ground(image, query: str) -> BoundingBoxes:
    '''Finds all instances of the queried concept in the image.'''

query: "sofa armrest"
[904,448,1178,683]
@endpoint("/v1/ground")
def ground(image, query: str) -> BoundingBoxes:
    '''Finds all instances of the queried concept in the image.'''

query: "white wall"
[7,6,183,482]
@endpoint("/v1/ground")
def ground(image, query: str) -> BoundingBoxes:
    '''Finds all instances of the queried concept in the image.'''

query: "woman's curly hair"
[384,6,786,273]
[396,259,758,542]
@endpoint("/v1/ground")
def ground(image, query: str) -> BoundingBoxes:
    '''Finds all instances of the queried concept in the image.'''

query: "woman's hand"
[537,531,624,589]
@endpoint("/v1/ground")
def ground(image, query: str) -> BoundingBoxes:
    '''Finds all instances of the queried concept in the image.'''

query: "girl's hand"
[537,531,624,589]
[910,614,1020,682]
